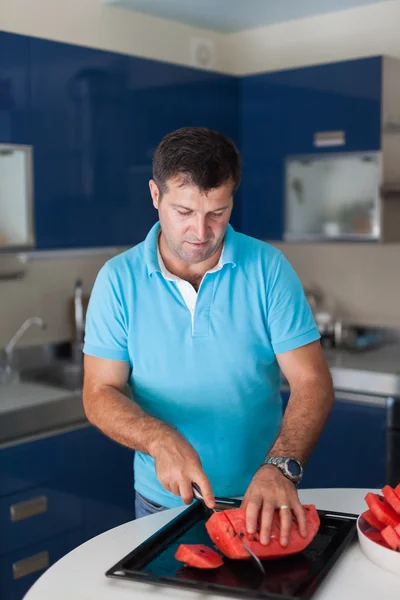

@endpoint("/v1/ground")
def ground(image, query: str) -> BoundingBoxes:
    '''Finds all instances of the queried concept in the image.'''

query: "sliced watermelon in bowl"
[365,492,400,528]
[382,486,400,516]
[362,509,384,530]
[357,514,400,576]
[358,483,400,576]
[363,530,385,544]
[381,525,400,551]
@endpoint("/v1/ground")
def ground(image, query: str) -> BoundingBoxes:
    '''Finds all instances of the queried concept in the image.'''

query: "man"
[83,127,333,548]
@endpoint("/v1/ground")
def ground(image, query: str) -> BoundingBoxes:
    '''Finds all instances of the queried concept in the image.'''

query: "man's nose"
[192,216,207,241]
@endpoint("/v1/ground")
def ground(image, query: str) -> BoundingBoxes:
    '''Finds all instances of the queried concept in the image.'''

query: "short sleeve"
[83,262,130,361]
[267,252,320,355]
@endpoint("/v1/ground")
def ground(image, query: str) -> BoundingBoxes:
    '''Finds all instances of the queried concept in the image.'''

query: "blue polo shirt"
[83,222,320,508]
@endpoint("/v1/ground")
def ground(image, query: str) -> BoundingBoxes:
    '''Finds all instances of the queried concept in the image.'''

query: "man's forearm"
[268,377,334,463]
[83,385,173,456]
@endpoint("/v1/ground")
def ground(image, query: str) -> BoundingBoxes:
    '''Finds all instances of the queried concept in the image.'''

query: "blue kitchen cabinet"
[240,73,286,239]
[128,64,241,241]
[29,37,134,249]
[0,31,30,144]
[77,426,135,540]
[0,527,83,600]
[0,423,134,598]
[283,57,382,155]
[0,481,82,555]
[29,35,240,250]
[240,56,382,240]
[281,389,386,489]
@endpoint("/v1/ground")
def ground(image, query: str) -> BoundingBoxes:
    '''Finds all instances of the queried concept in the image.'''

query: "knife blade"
[192,483,265,575]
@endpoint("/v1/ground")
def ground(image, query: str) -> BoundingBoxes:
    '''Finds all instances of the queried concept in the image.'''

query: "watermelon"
[174,544,223,569]
[365,492,400,528]
[395,484,400,499]
[364,530,384,543]
[383,485,400,516]
[205,505,320,560]
[362,509,384,530]
[380,525,400,551]
[364,530,390,549]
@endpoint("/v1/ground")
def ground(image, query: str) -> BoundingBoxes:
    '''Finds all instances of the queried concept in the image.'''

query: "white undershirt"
[157,243,223,327]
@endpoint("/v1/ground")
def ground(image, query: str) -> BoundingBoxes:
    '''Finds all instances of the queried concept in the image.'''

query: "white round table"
[24,489,400,600]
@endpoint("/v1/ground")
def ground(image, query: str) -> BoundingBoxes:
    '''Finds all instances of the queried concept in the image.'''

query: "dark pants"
[135,491,167,519]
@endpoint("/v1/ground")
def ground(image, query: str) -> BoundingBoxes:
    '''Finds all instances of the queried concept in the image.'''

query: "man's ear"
[149,180,160,209]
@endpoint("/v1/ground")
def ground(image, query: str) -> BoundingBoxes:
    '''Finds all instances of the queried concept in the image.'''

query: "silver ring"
[280,505,291,510]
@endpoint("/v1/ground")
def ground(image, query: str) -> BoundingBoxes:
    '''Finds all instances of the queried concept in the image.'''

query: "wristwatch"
[261,456,303,485]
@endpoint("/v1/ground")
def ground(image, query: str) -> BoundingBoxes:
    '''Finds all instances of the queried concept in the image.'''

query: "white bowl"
[357,514,400,577]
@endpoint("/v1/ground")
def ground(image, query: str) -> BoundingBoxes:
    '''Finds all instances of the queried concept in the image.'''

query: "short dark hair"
[152,127,241,197]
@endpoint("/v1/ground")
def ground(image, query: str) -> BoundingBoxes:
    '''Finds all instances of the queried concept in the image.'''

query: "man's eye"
[178,210,191,216]
[212,212,224,218]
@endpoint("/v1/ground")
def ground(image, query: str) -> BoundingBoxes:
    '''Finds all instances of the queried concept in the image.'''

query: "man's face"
[149,177,233,264]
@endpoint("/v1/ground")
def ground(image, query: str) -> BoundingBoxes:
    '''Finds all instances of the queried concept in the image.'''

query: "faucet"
[72,279,84,365]
[1,317,46,384]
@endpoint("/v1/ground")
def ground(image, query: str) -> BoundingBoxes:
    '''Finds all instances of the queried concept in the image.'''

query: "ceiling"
[104,0,391,33]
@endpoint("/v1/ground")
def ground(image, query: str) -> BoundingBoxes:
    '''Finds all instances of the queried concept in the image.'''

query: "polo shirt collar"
[144,221,237,276]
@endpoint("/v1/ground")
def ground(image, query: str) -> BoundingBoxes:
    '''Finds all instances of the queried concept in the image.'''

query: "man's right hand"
[151,428,215,508]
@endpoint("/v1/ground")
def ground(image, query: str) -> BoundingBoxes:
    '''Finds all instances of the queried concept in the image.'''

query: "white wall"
[2,1,400,78]
[224,0,400,75]
[0,0,228,72]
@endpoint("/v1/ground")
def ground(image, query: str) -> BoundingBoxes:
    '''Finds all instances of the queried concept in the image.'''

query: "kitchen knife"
[192,483,265,575]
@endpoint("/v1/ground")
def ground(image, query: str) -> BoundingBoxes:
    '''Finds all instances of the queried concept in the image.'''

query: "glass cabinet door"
[0,144,34,249]
[284,151,381,241]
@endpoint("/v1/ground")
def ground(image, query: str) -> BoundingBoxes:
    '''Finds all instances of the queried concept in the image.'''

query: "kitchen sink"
[20,360,83,391]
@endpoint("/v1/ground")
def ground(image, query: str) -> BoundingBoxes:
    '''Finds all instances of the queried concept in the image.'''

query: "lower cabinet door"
[0,528,83,600]
[0,481,82,555]
[281,389,387,489]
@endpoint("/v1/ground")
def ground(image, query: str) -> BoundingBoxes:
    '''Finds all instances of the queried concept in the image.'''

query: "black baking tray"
[106,497,357,600]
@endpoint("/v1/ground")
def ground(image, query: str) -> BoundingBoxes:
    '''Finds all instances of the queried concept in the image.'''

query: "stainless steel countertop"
[0,382,86,447]
[281,342,400,407]
[1,342,400,447]
[325,342,400,397]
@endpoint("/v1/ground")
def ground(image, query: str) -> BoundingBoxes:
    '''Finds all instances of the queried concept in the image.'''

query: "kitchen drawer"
[0,481,82,555]
[0,425,90,497]
[0,527,83,600]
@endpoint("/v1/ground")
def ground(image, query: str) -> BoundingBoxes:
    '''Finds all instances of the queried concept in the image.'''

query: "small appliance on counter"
[304,287,385,351]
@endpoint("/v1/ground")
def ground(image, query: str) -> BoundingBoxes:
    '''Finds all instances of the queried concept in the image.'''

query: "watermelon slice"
[364,530,390,549]
[362,509,383,530]
[205,505,320,560]
[365,493,400,528]
[381,525,400,551]
[382,486,400,516]
[364,530,384,543]
[174,544,223,569]
[394,484,400,500]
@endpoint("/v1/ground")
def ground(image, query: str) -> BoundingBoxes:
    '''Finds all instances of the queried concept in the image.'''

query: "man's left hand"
[241,465,308,546]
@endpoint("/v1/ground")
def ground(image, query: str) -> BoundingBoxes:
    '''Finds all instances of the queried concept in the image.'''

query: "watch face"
[287,459,302,477]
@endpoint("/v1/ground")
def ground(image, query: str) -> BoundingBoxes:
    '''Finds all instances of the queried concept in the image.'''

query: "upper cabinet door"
[30,38,240,250]
[240,73,288,240]
[128,58,240,242]
[30,38,132,249]
[284,57,382,155]
[0,31,30,144]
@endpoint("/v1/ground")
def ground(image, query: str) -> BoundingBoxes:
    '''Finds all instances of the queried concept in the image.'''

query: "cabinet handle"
[10,495,48,522]
[313,130,345,147]
[12,551,49,580]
